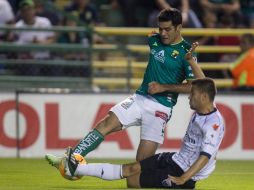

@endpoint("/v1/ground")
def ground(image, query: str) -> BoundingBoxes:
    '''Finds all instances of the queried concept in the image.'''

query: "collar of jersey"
[170,38,184,46]
[196,108,217,116]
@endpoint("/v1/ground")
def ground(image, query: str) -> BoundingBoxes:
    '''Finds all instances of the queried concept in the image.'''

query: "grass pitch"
[0,158,254,190]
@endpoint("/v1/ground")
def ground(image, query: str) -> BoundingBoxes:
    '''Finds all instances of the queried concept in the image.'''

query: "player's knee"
[136,153,150,162]
[95,113,121,135]
[122,163,140,177]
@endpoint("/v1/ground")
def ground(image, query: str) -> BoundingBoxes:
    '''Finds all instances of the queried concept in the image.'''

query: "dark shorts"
[139,152,196,189]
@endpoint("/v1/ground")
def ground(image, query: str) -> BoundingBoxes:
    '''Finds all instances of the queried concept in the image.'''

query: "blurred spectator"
[57,12,90,77]
[7,0,21,15]
[34,0,61,26]
[117,0,202,27]
[148,0,202,28]
[14,0,55,59]
[199,0,241,28]
[231,34,254,91]
[64,0,98,25]
[197,0,240,73]
[11,0,56,75]
[240,0,254,28]
[58,11,88,60]
[98,0,125,27]
[121,0,156,26]
[64,0,104,60]
[215,15,240,63]
[0,0,15,41]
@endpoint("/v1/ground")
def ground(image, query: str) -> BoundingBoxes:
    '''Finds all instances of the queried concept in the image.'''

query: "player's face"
[158,21,181,45]
[189,86,202,110]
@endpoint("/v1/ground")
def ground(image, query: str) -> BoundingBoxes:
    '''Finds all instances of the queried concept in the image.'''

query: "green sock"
[73,129,104,157]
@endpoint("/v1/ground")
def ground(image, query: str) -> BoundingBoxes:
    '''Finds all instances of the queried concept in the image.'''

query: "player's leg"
[57,155,141,182]
[124,162,142,188]
[73,94,141,158]
[129,153,173,188]
[136,139,158,161]
[46,112,122,169]
[74,162,141,181]
[46,95,142,175]
[137,96,172,161]
[73,111,122,157]
[69,95,142,176]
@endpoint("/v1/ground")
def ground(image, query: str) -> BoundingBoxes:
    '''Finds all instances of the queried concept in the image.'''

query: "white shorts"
[110,94,172,144]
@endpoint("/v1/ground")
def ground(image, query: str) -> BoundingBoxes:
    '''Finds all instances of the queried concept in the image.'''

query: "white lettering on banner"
[0,93,253,159]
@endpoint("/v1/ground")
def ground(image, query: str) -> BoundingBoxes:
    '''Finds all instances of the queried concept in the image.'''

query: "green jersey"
[136,34,195,108]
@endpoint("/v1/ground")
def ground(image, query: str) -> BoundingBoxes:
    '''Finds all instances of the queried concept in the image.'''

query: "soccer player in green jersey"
[46,8,205,177]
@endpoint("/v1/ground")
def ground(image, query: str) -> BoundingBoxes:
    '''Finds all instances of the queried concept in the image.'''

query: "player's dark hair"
[157,8,182,27]
[192,78,217,102]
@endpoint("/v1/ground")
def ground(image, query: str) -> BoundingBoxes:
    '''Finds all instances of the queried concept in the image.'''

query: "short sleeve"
[201,121,224,157]
[182,59,195,80]
[147,33,159,48]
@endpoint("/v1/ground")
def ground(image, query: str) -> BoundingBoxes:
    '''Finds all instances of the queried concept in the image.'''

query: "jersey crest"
[213,124,219,131]
[171,50,179,58]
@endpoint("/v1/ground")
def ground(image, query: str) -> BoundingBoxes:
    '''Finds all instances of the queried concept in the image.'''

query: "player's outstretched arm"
[147,42,206,95]
[148,81,191,94]
[169,155,209,185]
[185,42,205,79]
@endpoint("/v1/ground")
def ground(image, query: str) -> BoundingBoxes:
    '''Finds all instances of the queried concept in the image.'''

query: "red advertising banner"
[0,93,253,159]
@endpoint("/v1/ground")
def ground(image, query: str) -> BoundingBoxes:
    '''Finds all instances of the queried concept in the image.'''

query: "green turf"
[0,158,253,190]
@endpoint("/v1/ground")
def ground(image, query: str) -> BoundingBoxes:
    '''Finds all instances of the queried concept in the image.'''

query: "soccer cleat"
[45,154,63,169]
[66,146,79,176]
[45,147,86,180]
[58,157,74,180]
[58,147,86,181]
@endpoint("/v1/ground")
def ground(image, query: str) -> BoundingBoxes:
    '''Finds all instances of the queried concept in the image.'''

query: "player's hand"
[168,175,187,185]
[185,42,198,61]
[148,81,164,94]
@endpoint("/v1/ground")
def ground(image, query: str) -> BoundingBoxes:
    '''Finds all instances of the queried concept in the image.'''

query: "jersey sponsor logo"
[150,49,156,55]
[155,111,168,121]
[184,133,196,144]
[75,133,99,154]
[154,50,165,63]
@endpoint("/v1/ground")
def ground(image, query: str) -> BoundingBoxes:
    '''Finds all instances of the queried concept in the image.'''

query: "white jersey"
[172,108,224,181]
[0,0,14,36]
[15,16,54,59]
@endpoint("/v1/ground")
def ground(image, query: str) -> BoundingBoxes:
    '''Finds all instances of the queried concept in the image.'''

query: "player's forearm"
[188,58,205,79]
[161,82,191,93]
[181,0,189,14]
[181,155,209,182]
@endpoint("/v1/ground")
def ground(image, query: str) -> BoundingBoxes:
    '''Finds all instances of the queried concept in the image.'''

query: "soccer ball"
[60,153,87,181]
